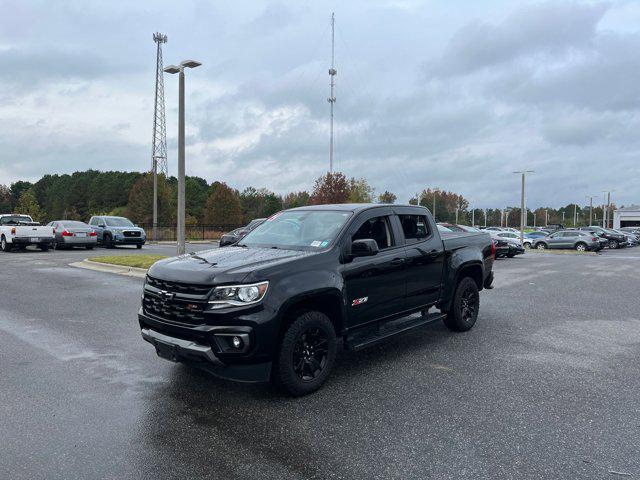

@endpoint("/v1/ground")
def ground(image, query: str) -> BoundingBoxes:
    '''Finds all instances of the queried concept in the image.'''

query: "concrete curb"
[526,249,598,256]
[70,259,148,278]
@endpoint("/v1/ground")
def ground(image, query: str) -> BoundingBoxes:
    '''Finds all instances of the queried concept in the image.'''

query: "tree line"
[0,170,614,228]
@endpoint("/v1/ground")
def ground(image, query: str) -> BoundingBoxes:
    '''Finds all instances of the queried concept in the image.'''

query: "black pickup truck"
[139,204,495,395]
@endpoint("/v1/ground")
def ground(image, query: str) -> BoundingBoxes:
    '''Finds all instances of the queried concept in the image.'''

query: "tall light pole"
[471,208,475,227]
[432,188,439,221]
[586,195,597,226]
[164,59,201,256]
[513,170,534,243]
[484,208,487,227]
[602,190,614,228]
[573,204,577,227]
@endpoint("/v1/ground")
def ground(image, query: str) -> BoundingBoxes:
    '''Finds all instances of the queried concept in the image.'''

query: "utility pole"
[471,208,475,227]
[513,170,533,243]
[151,33,168,243]
[602,190,614,228]
[484,209,487,227]
[328,12,337,173]
[545,209,548,227]
[164,59,201,256]
[573,204,577,227]
[455,207,459,224]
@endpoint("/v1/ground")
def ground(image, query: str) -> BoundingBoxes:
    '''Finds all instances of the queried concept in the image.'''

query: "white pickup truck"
[0,214,55,252]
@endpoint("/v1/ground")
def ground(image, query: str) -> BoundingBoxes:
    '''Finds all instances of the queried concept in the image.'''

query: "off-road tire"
[1,236,11,252]
[273,311,337,396]
[443,276,480,332]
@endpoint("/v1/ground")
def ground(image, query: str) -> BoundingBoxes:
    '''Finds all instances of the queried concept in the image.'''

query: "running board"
[346,311,447,352]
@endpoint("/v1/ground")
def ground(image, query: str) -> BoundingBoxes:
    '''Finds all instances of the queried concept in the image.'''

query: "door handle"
[427,249,440,258]
[391,257,405,265]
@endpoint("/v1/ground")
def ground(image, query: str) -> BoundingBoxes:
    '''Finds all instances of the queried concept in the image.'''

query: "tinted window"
[61,221,89,228]
[1,215,34,225]
[353,216,394,250]
[399,215,429,244]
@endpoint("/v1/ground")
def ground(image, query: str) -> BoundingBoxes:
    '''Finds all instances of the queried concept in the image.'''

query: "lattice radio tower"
[151,32,168,241]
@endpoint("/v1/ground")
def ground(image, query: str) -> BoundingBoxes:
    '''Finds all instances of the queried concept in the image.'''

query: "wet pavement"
[1,245,639,479]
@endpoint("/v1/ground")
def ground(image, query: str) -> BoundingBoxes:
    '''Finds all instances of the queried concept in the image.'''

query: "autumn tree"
[348,177,375,203]
[126,173,174,225]
[0,185,11,212]
[14,189,43,221]
[282,191,310,209]
[311,172,350,204]
[203,182,243,226]
[377,190,397,204]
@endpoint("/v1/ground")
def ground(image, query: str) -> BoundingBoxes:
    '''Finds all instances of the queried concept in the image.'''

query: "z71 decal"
[351,297,368,307]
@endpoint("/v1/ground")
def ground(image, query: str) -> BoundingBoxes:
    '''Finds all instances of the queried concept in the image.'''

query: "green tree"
[311,172,350,204]
[348,177,375,203]
[14,189,43,221]
[377,190,397,204]
[203,182,243,226]
[126,173,174,225]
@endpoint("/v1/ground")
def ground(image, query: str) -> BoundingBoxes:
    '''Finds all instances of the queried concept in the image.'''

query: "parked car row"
[0,213,146,252]
[476,225,639,252]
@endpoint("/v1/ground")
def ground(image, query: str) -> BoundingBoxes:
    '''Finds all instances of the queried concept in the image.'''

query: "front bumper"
[138,310,272,383]
[114,236,146,245]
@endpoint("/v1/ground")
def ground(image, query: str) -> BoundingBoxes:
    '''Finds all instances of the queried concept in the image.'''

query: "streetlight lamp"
[513,170,534,243]
[164,59,201,256]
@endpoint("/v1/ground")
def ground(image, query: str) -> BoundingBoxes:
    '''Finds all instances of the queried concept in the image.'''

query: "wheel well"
[279,293,344,340]
[458,264,483,290]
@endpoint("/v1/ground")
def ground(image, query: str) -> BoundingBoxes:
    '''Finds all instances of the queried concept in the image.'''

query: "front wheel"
[523,242,531,249]
[104,234,114,249]
[443,276,480,332]
[609,240,619,249]
[274,311,337,396]
[536,243,547,250]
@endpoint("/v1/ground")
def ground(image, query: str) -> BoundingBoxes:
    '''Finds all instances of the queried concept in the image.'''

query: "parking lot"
[1,245,639,479]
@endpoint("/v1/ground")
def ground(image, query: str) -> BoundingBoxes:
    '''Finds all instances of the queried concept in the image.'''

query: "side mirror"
[351,239,379,258]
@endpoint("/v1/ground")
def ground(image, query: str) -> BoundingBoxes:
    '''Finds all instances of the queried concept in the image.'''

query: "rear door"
[342,209,407,328]
[397,210,444,310]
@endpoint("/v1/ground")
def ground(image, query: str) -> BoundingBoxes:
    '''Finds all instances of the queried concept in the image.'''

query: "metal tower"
[327,13,337,173]
[151,32,168,241]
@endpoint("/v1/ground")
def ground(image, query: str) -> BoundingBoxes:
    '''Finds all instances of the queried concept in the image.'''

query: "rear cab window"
[398,215,430,245]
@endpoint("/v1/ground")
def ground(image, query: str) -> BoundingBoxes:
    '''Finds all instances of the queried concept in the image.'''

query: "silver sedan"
[47,220,98,249]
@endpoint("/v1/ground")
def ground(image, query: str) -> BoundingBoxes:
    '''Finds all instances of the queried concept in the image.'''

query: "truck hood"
[147,246,314,284]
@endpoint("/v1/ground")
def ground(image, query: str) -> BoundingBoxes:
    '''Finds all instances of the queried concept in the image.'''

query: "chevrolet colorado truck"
[0,214,55,252]
[139,204,495,396]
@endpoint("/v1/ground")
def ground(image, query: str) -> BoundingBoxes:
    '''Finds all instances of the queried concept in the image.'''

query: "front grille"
[143,293,206,325]
[146,276,212,296]
[123,230,141,237]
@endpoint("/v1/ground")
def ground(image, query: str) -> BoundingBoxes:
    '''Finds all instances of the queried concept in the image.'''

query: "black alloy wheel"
[443,276,480,332]
[293,328,329,382]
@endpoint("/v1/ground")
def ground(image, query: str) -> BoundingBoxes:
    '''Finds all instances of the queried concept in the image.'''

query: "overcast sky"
[1,0,639,208]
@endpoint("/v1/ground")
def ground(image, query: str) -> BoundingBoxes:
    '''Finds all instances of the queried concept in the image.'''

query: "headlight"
[208,281,269,309]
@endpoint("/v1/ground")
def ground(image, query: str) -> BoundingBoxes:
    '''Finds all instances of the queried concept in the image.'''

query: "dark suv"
[578,226,626,249]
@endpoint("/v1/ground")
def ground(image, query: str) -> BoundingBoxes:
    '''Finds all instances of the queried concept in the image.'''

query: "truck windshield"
[105,217,134,227]
[239,210,352,250]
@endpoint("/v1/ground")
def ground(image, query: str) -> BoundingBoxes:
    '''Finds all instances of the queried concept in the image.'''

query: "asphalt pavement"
[1,244,639,479]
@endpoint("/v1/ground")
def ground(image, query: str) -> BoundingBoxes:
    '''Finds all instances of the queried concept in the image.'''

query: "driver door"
[341,211,407,329]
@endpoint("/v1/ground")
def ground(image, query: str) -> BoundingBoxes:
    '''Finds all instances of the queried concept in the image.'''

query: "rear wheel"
[1,236,11,252]
[575,242,587,252]
[443,277,479,332]
[274,311,337,396]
